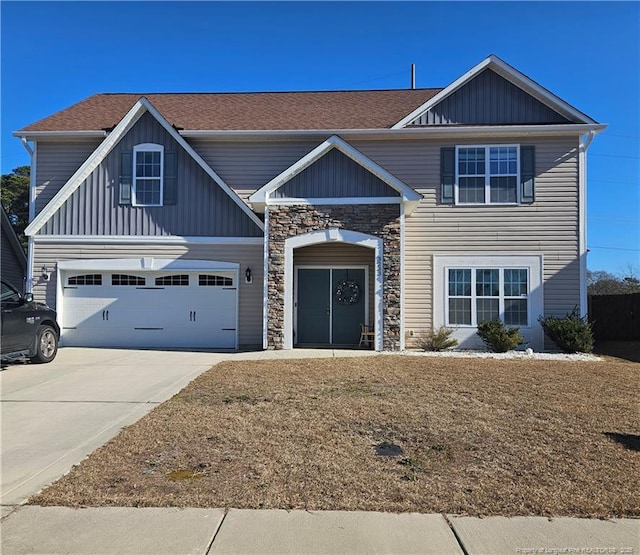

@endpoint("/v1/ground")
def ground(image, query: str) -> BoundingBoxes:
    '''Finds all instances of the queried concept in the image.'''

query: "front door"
[296,268,366,346]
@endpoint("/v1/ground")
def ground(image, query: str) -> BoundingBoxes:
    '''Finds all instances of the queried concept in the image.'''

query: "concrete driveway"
[0,347,229,514]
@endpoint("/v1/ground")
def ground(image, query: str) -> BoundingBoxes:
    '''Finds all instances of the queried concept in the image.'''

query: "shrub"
[538,308,594,353]
[476,320,523,352]
[415,326,458,351]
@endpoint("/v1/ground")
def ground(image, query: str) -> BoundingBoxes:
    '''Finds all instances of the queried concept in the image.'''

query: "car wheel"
[30,325,58,364]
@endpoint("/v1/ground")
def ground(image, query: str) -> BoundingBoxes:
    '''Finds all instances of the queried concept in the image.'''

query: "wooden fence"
[588,293,640,341]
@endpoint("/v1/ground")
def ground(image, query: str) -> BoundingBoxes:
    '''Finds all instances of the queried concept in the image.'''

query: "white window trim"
[133,143,164,207]
[433,254,544,351]
[455,144,520,206]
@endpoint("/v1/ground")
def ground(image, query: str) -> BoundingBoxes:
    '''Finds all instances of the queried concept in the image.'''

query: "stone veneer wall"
[267,204,401,350]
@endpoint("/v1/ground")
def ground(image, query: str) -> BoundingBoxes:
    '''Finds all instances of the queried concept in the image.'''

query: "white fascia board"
[33,235,264,245]
[182,124,605,141]
[249,135,421,207]
[392,55,598,129]
[13,130,108,140]
[266,197,403,206]
[140,100,265,231]
[58,258,240,272]
[24,100,148,236]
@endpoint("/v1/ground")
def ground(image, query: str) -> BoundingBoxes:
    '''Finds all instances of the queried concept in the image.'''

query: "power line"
[588,245,640,252]
[590,153,640,160]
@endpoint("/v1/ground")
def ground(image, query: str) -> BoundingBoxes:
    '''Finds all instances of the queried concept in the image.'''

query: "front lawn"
[31,356,639,517]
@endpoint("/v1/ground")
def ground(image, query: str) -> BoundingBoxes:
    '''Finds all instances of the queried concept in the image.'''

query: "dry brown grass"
[31,356,639,517]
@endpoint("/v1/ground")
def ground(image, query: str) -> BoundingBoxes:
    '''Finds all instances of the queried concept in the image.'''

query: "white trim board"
[249,135,422,215]
[33,235,264,245]
[392,55,598,129]
[57,258,240,272]
[25,97,264,236]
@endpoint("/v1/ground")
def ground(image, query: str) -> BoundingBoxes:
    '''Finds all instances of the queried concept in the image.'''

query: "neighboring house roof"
[24,98,265,237]
[249,135,422,214]
[18,89,442,133]
[1,206,27,283]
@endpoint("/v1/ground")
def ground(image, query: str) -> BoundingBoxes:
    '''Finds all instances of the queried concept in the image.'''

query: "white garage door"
[61,267,238,349]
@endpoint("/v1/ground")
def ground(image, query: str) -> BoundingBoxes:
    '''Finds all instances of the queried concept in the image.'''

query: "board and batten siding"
[275,149,399,198]
[348,137,581,339]
[31,241,264,348]
[293,242,375,327]
[35,140,103,215]
[1,229,25,288]
[38,112,262,238]
[188,139,321,202]
[409,69,571,126]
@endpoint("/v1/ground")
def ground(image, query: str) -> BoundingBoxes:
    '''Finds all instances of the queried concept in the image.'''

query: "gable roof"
[249,135,422,214]
[18,89,442,133]
[1,206,27,267]
[392,55,597,128]
[24,97,265,236]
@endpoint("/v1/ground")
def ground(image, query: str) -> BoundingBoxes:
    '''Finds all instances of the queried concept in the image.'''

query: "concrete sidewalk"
[1,506,638,554]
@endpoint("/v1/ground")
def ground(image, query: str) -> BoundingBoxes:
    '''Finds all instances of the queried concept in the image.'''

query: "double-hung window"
[133,143,164,206]
[446,267,529,327]
[456,145,519,204]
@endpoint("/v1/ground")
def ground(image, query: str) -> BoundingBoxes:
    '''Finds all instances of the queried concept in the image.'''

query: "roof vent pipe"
[411,64,416,89]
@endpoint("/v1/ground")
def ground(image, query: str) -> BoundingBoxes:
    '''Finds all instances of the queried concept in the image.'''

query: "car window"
[1,282,21,303]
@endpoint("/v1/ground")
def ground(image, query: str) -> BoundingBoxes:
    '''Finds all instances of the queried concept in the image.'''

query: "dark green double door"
[296,268,365,346]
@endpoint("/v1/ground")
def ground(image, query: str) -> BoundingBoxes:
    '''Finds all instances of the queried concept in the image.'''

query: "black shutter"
[119,151,132,205]
[163,151,177,205]
[441,147,455,204]
[520,146,535,204]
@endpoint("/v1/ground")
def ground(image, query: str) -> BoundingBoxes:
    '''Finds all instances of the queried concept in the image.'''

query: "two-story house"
[15,55,605,352]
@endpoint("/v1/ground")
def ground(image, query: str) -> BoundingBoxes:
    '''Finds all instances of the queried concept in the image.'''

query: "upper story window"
[133,144,164,206]
[119,146,177,207]
[456,145,518,204]
[441,145,535,206]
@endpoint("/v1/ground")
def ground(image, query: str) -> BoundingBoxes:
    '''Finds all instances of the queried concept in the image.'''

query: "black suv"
[1,279,60,363]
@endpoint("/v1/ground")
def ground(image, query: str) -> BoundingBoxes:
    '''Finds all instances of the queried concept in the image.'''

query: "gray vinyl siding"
[274,149,399,198]
[39,112,262,237]
[410,69,570,125]
[293,243,375,327]
[31,241,263,348]
[347,137,580,338]
[188,139,321,201]
[35,140,103,215]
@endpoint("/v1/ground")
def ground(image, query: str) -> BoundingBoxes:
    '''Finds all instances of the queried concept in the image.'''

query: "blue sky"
[1,1,638,273]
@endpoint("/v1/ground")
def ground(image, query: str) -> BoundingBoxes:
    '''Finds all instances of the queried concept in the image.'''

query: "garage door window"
[199,274,233,287]
[155,275,189,286]
[68,274,102,286]
[112,274,145,286]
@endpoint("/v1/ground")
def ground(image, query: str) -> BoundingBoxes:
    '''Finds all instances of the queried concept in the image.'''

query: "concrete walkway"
[1,506,638,554]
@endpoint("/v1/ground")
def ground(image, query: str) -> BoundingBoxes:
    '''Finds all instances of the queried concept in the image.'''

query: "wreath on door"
[335,279,361,305]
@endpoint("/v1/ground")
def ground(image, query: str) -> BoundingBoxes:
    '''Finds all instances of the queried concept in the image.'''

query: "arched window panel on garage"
[111,274,146,286]
[198,274,233,287]
[155,274,189,286]
[68,274,102,286]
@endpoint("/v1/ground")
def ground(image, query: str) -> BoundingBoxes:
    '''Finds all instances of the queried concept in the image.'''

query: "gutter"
[179,123,607,140]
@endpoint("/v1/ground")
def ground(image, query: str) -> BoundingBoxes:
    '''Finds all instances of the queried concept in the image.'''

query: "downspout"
[262,206,270,350]
[579,129,596,316]
[19,137,36,293]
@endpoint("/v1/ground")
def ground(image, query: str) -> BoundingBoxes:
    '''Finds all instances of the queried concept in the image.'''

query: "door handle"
[193,310,196,322]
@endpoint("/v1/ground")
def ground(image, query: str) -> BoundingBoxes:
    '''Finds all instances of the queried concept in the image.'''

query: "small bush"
[415,326,458,351]
[476,320,523,352]
[539,308,594,353]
